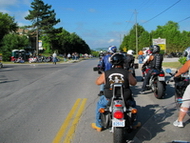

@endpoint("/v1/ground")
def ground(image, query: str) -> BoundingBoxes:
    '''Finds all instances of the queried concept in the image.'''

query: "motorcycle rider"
[173,58,190,128]
[98,51,104,58]
[140,45,163,94]
[98,45,117,96]
[124,50,135,70]
[92,53,140,132]
[141,49,152,81]
[183,47,190,61]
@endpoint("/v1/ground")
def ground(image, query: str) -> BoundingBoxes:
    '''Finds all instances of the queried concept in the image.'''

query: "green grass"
[162,62,182,69]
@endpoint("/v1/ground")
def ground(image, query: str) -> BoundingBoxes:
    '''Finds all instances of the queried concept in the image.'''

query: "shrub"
[178,57,186,65]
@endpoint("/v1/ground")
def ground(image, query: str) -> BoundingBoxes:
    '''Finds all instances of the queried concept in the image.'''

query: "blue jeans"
[99,84,104,91]
[95,95,109,128]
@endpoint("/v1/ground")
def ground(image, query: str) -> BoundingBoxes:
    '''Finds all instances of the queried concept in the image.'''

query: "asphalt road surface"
[0,58,189,143]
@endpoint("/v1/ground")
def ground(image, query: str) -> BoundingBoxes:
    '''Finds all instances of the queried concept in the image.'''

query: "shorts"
[181,84,190,108]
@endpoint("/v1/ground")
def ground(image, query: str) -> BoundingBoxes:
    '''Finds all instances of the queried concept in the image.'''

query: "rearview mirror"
[93,67,98,71]
[165,68,171,73]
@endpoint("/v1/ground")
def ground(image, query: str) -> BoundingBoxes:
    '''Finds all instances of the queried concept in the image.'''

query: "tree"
[120,20,190,54]
[1,34,29,61]
[25,0,60,55]
[120,24,148,53]
[0,12,18,43]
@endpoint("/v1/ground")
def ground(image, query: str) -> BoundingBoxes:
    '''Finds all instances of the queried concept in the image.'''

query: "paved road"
[0,58,189,143]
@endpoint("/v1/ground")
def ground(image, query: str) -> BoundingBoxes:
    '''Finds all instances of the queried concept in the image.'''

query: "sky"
[0,0,190,50]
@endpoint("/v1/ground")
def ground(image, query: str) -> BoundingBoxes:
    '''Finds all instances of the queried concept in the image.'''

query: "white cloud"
[108,39,115,43]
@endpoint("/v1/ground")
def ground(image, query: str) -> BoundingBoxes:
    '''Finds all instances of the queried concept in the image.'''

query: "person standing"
[173,59,190,128]
[52,52,57,65]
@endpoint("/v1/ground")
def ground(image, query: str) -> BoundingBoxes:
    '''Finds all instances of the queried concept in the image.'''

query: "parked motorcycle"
[134,100,190,143]
[142,65,166,99]
[99,83,138,143]
[165,68,189,106]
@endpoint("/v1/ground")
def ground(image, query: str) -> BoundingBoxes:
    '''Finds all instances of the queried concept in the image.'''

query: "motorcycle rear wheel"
[154,81,164,99]
[113,127,124,143]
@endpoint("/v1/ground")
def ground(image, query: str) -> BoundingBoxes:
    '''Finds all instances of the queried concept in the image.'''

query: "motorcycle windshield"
[134,100,190,143]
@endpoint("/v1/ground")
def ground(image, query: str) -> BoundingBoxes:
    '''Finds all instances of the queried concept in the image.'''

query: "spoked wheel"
[153,81,164,99]
[113,127,124,143]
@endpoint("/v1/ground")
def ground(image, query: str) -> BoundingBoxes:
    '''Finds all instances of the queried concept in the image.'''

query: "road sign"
[153,37,166,51]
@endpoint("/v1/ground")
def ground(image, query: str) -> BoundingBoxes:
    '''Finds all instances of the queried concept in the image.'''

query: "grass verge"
[162,62,182,69]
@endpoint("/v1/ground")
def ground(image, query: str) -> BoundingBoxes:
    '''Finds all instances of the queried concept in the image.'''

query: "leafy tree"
[25,0,60,55]
[0,12,18,43]
[120,24,148,53]
[138,31,151,49]
[1,34,29,61]
[121,20,190,54]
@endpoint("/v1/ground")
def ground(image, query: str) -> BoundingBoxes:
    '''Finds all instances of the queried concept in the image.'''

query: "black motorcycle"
[145,68,166,99]
[99,83,138,143]
[165,68,189,106]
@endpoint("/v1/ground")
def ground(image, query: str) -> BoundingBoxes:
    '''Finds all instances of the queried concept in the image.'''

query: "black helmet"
[110,53,125,66]
[183,51,188,57]
[150,45,160,54]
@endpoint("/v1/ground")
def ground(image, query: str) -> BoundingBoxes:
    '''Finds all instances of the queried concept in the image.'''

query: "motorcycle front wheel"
[113,127,124,143]
[153,81,164,99]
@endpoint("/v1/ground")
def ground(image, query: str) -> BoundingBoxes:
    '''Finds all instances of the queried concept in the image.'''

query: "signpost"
[152,37,166,53]
[0,53,2,62]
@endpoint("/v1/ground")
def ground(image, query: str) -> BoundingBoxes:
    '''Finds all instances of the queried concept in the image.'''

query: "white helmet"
[127,50,135,55]
[183,47,190,60]
[107,46,117,53]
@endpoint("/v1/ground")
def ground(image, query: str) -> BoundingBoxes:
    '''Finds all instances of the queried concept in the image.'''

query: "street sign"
[153,37,166,51]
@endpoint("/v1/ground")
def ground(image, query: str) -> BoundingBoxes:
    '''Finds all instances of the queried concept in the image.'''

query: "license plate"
[158,77,165,81]
[112,119,125,127]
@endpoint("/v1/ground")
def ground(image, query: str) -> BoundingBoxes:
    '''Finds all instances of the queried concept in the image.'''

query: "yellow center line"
[52,98,81,143]
[63,98,87,143]
[52,98,87,143]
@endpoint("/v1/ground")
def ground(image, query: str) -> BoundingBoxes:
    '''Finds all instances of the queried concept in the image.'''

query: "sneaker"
[173,120,184,128]
[140,91,145,94]
[98,91,103,96]
[91,123,102,132]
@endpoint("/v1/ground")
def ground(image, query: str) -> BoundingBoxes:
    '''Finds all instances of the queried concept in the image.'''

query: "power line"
[142,0,181,24]
[178,16,190,23]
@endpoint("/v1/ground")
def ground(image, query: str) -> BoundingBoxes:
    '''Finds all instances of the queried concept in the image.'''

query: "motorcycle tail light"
[115,104,122,107]
[99,108,105,113]
[131,108,137,114]
[159,73,165,77]
[113,111,124,119]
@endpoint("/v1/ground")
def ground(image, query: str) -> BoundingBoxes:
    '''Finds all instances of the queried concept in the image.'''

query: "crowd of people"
[92,45,190,133]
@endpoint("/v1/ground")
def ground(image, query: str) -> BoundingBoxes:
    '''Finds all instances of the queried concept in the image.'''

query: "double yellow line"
[52,98,87,143]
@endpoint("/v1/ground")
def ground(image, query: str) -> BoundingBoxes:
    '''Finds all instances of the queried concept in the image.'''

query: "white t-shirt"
[53,53,57,57]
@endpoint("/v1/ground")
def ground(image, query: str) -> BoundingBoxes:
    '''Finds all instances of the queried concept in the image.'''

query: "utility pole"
[126,10,138,54]
[134,10,138,55]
